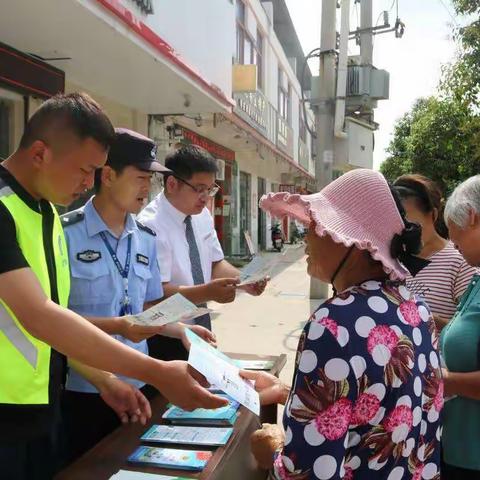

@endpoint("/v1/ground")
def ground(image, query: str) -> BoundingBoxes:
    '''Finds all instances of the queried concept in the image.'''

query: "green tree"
[441,0,480,108]
[380,97,480,194]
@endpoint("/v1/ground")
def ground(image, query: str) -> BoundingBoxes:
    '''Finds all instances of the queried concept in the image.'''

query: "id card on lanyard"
[99,232,133,316]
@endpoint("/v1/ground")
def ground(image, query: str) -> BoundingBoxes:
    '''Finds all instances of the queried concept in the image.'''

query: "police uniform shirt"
[138,191,224,290]
[62,197,163,393]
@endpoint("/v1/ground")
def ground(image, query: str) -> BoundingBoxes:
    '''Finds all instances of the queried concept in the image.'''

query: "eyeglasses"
[174,176,220,198]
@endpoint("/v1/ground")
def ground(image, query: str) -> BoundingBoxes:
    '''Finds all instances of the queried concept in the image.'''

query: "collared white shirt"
[138,192,224,288]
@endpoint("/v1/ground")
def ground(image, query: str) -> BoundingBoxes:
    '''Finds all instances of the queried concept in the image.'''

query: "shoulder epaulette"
[136,221,156,236]
[61,209,85,227]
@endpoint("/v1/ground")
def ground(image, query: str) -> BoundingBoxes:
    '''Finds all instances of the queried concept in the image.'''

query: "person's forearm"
[29,300,161,386]
[69,358,115,390]
[163,282,210,304]
[444,370,480,400]
[86,316,123,335]
[212,260,240,279]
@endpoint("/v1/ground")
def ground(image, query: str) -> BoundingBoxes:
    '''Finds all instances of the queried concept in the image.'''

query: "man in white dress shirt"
[138,145,267,359]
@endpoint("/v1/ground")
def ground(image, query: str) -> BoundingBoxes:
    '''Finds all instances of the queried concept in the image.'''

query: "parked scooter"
[291,220,306,244]
[271,223,284,252]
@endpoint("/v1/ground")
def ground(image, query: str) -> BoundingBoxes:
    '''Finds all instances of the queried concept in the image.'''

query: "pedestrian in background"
[394,174,476,331]
[441,175,480,479]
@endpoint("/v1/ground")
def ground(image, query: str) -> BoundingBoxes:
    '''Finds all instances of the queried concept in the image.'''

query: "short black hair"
[165,145,218,180]
[19,92,115,151]
[93,164,129,193]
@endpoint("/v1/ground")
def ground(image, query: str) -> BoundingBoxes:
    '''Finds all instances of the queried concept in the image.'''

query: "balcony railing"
[234,90,296,161]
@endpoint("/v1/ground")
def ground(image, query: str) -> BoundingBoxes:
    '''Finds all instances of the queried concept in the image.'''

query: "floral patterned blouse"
[274,280,442,480]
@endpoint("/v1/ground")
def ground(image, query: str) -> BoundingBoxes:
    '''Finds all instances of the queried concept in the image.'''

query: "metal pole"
[360,0,373,65]
[310,0,337,300]
[360,0,374,124]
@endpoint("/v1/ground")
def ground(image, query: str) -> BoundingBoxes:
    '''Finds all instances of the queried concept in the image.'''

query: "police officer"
[61,128,216,462]
[0,94,226,479]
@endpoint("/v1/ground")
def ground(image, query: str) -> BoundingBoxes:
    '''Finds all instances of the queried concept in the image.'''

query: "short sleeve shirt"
[406,242,477,320]
[63,197,163,393]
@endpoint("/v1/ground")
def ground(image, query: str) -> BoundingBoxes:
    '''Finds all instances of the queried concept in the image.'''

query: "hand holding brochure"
[186,331,260,415]
[237,273,269,288]
[127,293,211,327]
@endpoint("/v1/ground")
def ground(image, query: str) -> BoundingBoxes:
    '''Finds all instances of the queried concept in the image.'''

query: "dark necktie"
[184,215,211,330]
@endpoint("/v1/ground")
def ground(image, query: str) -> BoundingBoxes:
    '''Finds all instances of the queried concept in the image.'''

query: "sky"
[285,0,459,170]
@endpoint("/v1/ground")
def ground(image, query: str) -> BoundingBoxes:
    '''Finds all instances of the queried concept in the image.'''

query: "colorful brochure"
[141,425,233,446]
[163,394,239,426]
[127,293,211,327]
[110,471,190,480]
[128,446,212,471]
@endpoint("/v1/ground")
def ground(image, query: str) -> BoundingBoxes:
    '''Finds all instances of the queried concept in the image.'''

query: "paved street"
[211,244,327,413]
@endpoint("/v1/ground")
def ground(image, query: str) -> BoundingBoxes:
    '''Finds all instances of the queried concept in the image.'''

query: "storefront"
[0,41,65,158]
[176,126,237,257]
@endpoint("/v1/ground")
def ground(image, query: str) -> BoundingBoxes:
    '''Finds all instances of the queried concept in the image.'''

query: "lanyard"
[99,232,132,316]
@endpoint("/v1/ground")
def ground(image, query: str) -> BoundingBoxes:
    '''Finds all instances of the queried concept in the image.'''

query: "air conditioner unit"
[216,159,225,181]
[347,65,389,100]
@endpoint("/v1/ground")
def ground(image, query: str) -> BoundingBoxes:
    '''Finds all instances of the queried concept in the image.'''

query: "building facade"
[0,0,315,255]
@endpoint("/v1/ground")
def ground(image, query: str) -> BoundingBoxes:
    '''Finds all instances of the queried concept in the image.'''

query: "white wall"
[66,80,149,133]
[121,0,236,100]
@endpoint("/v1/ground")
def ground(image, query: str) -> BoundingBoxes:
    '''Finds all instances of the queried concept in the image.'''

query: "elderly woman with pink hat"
[242,169,442,480]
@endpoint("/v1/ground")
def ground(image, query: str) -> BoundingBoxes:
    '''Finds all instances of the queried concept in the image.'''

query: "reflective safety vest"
[0,183,70,405]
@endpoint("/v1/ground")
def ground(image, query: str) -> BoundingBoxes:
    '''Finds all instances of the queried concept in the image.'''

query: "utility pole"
[360,0,374,124]
[310,0,337,300]
[360,0,373,65]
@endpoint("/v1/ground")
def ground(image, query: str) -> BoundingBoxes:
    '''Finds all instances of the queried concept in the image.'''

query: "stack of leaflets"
[141,425,233,447]
[110,472,190,480]
[128,446,212,471]
[162,394,239,427]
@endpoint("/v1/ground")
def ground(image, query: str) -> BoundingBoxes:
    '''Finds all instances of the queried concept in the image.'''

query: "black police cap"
[107,128,170,173]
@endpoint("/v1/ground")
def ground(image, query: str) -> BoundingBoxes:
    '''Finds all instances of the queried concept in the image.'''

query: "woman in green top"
[441,175,480,480]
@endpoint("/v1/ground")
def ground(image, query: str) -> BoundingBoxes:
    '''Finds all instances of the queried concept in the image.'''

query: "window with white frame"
[235,1,264,91]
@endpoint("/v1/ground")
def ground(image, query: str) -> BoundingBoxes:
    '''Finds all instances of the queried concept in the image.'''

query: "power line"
[437,0,459,27]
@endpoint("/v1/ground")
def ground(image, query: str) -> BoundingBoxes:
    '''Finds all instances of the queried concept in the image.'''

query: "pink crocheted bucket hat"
[260,169,409,281]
